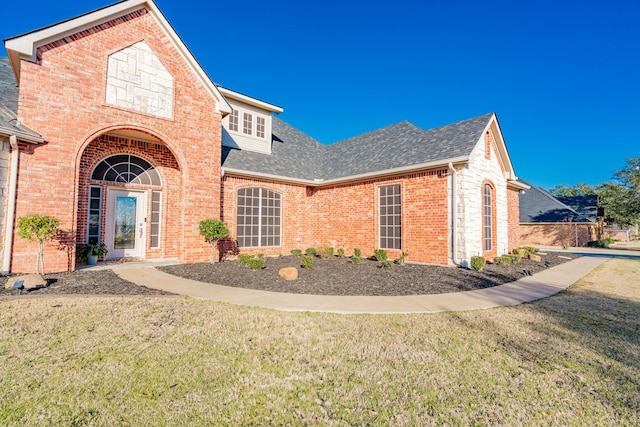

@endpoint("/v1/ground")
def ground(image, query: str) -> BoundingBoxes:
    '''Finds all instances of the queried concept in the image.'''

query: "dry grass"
[1,259,639,425]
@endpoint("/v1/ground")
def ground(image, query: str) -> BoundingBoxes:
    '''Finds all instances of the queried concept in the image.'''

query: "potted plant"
[78,243,108,265]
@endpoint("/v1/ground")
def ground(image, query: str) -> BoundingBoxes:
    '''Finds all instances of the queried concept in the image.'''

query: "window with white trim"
[243,112,253,135]
[87,186,102,244]
[483,184,493,251]
[237,188,281,247]
[379,184,402,250]
[228,110,239,132]
[256,116,265,138]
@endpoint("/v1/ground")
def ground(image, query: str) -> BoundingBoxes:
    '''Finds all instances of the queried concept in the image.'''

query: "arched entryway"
[76,129,181,263]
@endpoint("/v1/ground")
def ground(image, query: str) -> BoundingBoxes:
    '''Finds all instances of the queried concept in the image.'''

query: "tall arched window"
[483,184,493,252]
[237,188,281,247]
[91,154,161,186]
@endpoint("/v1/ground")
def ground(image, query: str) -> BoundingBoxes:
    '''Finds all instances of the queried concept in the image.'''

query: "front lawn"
[0,258,638,425]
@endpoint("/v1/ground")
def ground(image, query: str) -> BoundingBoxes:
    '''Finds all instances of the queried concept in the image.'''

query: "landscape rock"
[528,254,542,262]
[278,267,298,280]
[5,274,48,290]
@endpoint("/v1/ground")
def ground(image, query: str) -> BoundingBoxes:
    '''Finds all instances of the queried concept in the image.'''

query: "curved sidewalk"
[114,256,608,314]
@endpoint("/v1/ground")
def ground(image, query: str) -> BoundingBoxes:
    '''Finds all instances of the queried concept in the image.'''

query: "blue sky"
[3,0,639,189]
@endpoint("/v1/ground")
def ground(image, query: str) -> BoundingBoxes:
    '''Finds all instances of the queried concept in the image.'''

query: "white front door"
[105,189,146,259]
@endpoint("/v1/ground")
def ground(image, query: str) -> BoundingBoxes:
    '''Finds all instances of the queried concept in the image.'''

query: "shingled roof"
[223,113,495,182]
[0,57,42,141]
[519,180,594,223]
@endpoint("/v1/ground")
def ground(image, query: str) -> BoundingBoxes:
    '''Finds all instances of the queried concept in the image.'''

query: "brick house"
[0,0,526,274]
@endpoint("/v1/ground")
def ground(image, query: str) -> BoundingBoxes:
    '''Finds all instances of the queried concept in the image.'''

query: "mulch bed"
[159,252,576,296]
[0,252,577,298]
[0,270,175,298]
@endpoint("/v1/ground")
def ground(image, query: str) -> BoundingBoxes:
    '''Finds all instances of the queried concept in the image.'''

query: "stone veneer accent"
[106,41,174,119]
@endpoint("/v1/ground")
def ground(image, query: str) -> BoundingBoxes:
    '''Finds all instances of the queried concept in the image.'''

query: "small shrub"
[351,248,363,263]
[374,249,392,268]
[199,219,230,263]
[512,248,520,256]
[470,256,485,271]
[520,246,539,255]
[494,255,512,265]
[238,254,251,265]
[506,254,522,263]
[247,255,265,271]
[397,251,409,265]
[301,255,314,269]
[305,248,317,257]
[587,238,615,248]
[337,248,346,258]
[291,249,302,257]
[317,244,334,259]
[238,254,264,270]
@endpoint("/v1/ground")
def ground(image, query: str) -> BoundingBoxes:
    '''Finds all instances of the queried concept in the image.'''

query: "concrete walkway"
[114,256,609,314]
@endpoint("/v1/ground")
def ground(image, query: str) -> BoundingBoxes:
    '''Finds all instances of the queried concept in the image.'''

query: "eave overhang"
[218,87,283,114]
[222,156,469,187]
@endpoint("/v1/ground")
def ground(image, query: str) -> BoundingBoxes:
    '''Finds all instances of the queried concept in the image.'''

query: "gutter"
[222,156,470,187]
[2,136,19,275]
[448,162,459,265]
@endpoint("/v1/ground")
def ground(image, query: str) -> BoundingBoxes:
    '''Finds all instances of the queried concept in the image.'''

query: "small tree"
[199,219,230,263]
[17,214,60,274]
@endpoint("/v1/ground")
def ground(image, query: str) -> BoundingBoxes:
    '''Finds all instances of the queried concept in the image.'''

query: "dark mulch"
[0,270,175,298]
[0,252,577,298]
[159,252,576,296]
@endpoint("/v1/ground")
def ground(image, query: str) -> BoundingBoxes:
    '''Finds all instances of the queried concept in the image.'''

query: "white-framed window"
[243,112,253,135]
[256,116,265,139]
[483,184,493,252]
[87,186,103,244]
[150,190,162,248]
[379,184,402,250]
[237,188,281,247]
[228,110,239,132]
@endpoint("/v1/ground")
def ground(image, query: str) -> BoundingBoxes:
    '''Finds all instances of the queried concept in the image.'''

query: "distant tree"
[550,182,596,197]
[551,157,640,228]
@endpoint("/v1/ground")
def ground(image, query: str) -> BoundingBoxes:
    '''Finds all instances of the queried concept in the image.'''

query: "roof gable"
[3,0,231,115]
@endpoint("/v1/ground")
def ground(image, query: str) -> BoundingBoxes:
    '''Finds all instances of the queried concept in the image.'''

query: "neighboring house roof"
[0,57,42,142]
[519,180,593,223]
[223,113,497,184]
[557,195,599,222]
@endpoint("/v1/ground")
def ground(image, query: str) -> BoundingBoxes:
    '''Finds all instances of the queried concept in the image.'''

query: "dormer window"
[256,116,266,139]
[243,112,253,135]
[229,110,239,132]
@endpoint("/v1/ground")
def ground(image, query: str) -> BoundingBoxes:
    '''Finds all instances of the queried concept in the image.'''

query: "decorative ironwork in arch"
[91,154,161,186]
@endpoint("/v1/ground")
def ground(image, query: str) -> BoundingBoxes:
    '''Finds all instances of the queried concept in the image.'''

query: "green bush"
[470,256,485,271]
[520,246,539,255]
[506,254,522,263]
[337,248,346,258]
[305,248,317,257]
[247,256,265,271]
[587,238,615,248]
[494,255,512,265]
[351,248,363,263]
[316,244,334,259]
[238,254,264,270]
[374,249,392,268]
[397,251,409,265]
[290,249,302,257]
[512,248,520,256]
[301,255,314,269]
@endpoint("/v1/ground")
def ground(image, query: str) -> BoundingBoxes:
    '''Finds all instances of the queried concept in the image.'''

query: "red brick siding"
[12,9,222,272]
[507,187,520,251]
[222,169,450,265]
[520,223,598,247]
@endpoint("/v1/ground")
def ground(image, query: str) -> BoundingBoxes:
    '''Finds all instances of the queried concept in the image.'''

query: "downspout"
[448,162,459,265]
[2,136,19,275]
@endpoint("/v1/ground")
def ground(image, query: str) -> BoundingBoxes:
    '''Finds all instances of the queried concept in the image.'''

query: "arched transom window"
[91,154,161,186]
